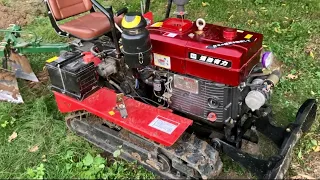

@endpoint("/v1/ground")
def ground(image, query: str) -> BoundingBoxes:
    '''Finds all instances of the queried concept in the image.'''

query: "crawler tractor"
[3,0,317,179]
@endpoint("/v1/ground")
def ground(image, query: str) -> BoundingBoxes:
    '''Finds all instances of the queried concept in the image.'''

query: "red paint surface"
[83,52,102,66]
[148,18,263,86]
[54,88,193,146]
[223,28,237,40]
[161,18,193,34]
[143,11,154,25]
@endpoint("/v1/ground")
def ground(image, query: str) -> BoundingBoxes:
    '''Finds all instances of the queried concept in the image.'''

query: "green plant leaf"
[202,2,210,7]
[93,155,106,165]
[76,162,83,168]
[311,139,318,146]
[66,163,72,170]
[98,164,105,169]
[27,168,35,177]
[66,150,74,158]
[113,149,121,158]
[298,149,303,159]
[254,0,263,5]
[83,153,94,166]
[10,117,16,124]
[1,121,8,128]
[64,150,74,163]
[36,163,45,173]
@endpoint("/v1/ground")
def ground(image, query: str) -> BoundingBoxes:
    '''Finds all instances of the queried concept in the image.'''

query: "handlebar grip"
[116,7,128,16]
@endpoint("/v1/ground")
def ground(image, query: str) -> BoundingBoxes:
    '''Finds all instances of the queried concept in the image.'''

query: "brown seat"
[48,0,123,40]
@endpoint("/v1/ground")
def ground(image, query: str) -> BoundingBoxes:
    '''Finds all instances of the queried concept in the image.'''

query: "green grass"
[1,0,320,179]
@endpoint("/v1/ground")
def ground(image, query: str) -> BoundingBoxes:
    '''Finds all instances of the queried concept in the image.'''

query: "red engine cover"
[148,18,263,86]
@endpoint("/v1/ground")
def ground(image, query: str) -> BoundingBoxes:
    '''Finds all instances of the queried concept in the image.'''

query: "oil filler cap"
[223,28,237,40]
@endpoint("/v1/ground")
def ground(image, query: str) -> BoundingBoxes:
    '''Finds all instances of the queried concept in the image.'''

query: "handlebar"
[91,0,121,57]
[116,7,128,16]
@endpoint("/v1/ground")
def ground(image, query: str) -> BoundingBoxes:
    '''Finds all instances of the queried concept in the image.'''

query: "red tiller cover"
[54,88,193,146]
[148,18,263,86]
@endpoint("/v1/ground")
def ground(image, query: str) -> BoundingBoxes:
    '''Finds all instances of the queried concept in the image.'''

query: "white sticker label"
[163,32,177,38]
[153,53,171,69]
[149,116,178,134]
[173,74,199,94]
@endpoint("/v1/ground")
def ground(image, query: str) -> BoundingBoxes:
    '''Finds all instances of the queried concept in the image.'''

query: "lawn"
[0,0,319,179]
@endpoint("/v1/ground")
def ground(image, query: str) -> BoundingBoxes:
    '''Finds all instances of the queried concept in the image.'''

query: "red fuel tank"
[148,18,263,86]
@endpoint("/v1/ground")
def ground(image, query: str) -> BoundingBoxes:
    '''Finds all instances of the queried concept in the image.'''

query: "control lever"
[116,93,128,118]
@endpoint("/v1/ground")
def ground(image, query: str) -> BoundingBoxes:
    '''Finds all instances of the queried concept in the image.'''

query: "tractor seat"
[59,13,123,40]
[48,0,123,40]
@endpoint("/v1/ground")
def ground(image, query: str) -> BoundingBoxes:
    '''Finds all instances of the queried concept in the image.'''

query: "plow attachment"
[9,51,38,82]
[0,68,23,103]
[0,24,71,103]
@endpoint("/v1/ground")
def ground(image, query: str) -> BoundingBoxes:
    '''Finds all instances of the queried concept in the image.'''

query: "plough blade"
[0,68,23,103]
[9,52,39,82]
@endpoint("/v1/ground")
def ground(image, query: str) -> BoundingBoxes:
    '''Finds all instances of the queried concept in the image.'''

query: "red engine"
[136,17,268,124]
[148,18,263,86]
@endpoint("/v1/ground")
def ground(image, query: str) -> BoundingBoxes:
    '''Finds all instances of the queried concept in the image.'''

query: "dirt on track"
[0,0,46,29]
[291,151,320,179]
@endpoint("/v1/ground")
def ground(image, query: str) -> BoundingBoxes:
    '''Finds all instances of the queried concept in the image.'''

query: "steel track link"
[65,112,222,179]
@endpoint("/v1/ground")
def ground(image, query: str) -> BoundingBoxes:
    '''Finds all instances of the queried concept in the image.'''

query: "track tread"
[66,113,222,179]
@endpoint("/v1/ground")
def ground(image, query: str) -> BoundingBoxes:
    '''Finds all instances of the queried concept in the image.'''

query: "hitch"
[0,24,71,57]
[212,99,317,179]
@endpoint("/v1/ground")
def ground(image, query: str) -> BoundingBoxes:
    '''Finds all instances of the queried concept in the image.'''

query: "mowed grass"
[0,0,319,179]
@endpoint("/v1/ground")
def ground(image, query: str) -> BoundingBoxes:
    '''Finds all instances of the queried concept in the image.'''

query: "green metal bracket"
[0,24,71,58]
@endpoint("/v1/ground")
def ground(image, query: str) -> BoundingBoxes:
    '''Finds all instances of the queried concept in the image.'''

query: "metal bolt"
[286,128,291,132]
[262,111,269,117]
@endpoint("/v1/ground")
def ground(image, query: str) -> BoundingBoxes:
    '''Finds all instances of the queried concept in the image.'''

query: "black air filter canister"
[121,12,152,68]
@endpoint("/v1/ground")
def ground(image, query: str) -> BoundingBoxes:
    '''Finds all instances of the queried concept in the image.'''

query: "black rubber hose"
[109,80,125,94]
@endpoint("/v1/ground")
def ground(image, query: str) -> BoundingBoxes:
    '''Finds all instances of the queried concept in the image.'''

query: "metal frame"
[44,0,124,56]
[90,0,121,56]
[143,0,172,19]
[165,0,173,18]
[44,0,74,38]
